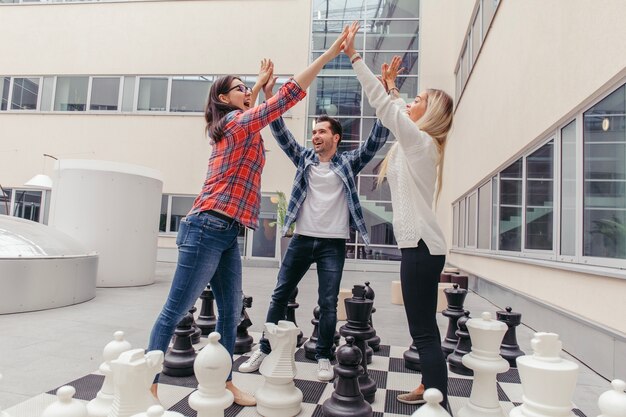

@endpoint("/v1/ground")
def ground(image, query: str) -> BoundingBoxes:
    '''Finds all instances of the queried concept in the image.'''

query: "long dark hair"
[204,75,241,142]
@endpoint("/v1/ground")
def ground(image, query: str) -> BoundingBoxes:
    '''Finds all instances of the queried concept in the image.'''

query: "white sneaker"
[239,350,268,373]
[317,358,334,381]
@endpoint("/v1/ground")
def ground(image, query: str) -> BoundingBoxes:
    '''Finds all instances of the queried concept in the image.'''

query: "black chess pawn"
[286,287,304,347]
[189,306,202,345]
[339,284,376,404]
[322,336,373,417]
[441,284,468,358]
[196,285,217,336]
[447,310,473,376]
[497,306,525,368]
[162,312,197,376]
[305,306,337,361]
[364,282,380,355]
[234,295,254,354]
[403,342,421,371]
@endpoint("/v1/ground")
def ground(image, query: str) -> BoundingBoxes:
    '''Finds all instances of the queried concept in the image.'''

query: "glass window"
[310,77,362,117]
[251,196,277,258]
[471,8,481,64]
[169,196,194,233]
[1,77,9,110]
[12,190,42,222]
[361,201,396,246]
[365,51,419,76]
[452,203,459,247]
[367,0,419,19]
[159,195,168,233]
[525,140,554,250]
[561,120,577,256]
[90,77,120,111]
[499,159,522,251]
[122,76,136,112]
[583,84,626,259]
[478,181,491,249]
[360,175,391,202]
[313,20,364,51]
[137,77,168,111]
[491,176,498,249]
[11,77,39,110]
[482,0,498,39]
[459,198,466,248]
[40,76,54,111]
[313,1,366,20]
[364,20,419,51]
[54,77,88,111]
[170,76,211,113]
[0,187,11,215]
[467,193,477,247]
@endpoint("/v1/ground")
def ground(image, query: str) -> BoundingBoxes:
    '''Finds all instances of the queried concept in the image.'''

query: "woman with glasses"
[343,21,454,408]
[147,27,349,406]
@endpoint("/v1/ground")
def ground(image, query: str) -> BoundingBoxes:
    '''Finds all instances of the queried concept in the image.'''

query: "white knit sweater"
[353,59,447,255]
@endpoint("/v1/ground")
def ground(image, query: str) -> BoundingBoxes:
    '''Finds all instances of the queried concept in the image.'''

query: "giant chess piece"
[234,295,254,354]
[339,284,377,403]
[162,312,196,377]
[404,342,421,371]
[441,284,468,358]
[322,336,373,417]
[410,388,453,417]
[189,306,202,345]
[196,285,217,336]
[364,282,380,353]
[108,349,162,417]
[286,287,304,347]
[496,306,524,368]
[129,405,183,417]
[256,321,303,417]
[447,310,473,376]
[458,312,509,417]
[510,333,579,417]
[304,306,337,361]
[87,331,133,417]
[188,332,235,417]
[597,379,626,417]
[42,386,88,417]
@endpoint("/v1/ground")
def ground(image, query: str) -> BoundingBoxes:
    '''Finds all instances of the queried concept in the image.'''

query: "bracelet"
[388,87,399,94]
[350,52,361,64]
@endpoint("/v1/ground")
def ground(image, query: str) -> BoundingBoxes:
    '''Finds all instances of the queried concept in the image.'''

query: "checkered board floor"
[5,333,588,417]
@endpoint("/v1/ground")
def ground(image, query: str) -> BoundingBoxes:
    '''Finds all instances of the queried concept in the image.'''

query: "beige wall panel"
[0,0,311,76]
[449,252,626,334]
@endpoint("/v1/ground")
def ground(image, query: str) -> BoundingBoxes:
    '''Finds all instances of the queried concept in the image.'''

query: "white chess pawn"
[256,321,303,417]
[0,374,12,417]
[41,386,87,417]
[88,331,133,417]
[411,389,452,417]
[458,312,509,417]
[597,379,626,417]
[510,332,579,417]
[188,332,234,417]
[129,405,184,417]
[107,349,163,417]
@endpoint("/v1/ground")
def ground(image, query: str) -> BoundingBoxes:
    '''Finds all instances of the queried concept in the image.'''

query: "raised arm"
[249,59,274,106]
[293,26,349,90]
[346,119,390,173]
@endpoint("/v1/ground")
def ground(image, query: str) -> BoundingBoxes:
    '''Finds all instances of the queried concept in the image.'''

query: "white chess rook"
[87,331,133,417]
[107,349,163,417]
[510,333,579,417]
[597,379,626,417]
[129,405,184,417]
[188,332,234,417]
[255,321,303,417]
[458,312,509,417]
[411,389,452,417]
[41,386,88,417]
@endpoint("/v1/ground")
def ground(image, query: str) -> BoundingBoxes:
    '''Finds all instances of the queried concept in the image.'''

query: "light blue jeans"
[148,211,242,382]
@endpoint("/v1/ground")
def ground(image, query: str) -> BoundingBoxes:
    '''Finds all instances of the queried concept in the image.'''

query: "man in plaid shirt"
[240,98,390,380]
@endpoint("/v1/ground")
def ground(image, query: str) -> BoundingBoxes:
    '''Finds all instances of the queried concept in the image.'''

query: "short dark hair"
[315,115,343,144]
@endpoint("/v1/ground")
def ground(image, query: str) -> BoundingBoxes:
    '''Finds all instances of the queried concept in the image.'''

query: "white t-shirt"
[295,161,350,239]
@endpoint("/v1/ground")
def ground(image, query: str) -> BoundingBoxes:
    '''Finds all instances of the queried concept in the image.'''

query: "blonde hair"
[377,88,454,204]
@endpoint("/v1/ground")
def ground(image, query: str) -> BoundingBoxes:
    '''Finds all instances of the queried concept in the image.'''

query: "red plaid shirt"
[189,79,306,229]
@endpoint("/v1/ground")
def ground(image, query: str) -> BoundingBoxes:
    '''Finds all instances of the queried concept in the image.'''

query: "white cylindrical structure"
[48,160,163,287]
[0,215,98,314]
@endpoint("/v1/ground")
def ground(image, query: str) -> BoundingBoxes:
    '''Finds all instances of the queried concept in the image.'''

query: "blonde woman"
[343,21,454,407]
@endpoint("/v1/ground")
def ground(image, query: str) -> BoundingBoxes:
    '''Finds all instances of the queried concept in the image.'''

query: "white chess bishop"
[88,331,133,417]
[255,321,303,417]
[41,386,88,417]
[129,405,184,417]
[458,311,509,417]
[597,379,626,417]
[410,389,452,417]
[107,348,163,417]
[510,332,579,417]
[188,332,234,417]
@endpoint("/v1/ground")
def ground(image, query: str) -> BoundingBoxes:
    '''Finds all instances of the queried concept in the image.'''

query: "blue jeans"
[259,234,345,360]
[148,211,242,382]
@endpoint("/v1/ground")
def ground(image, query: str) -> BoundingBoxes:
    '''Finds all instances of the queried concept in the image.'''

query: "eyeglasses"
[227,84,252,94]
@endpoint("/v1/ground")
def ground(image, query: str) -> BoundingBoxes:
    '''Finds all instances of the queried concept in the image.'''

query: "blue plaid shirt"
[269,117,390,245]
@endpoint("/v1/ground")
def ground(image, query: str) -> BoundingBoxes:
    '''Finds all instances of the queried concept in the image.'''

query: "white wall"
[420,0,626,333]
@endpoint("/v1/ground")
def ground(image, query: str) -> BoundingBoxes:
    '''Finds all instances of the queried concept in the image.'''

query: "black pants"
[401,240,447,403]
